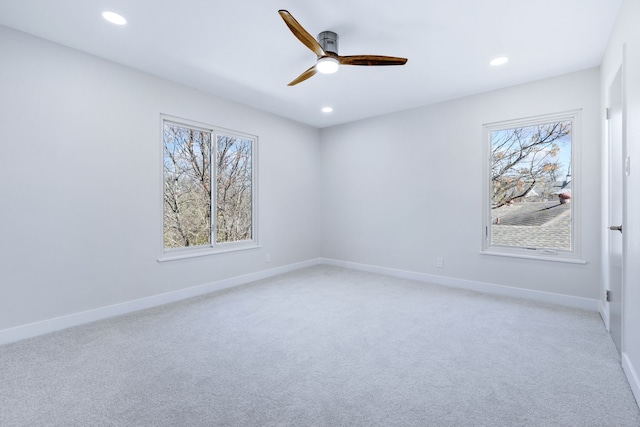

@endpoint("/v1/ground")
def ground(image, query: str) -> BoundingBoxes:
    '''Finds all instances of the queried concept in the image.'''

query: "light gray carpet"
[1,265,639,426]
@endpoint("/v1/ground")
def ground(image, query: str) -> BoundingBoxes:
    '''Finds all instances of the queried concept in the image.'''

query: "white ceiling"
[0,0,623,128]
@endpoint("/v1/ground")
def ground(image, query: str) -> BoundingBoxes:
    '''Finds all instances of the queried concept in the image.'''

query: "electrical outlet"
[265,253,271,263]
[436,257,444,268]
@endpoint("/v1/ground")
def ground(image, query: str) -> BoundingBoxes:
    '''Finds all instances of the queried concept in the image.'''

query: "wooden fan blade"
[339,55,408,66]
[278,10,325,57]
[288,64,318,86]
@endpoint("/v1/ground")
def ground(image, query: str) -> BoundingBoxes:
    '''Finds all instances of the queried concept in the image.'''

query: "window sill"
[481,248,586,264]
[158,243,260,262]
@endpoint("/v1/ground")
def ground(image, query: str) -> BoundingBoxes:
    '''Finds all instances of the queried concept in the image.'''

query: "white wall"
[320,68,601,301]
[0,22,612,342]
[0,26,321,332]
[601,0,640,404]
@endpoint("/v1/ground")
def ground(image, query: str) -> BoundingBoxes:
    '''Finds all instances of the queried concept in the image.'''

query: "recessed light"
[322,107,333,113]
[102,11,127,26]
[490,56,509,66]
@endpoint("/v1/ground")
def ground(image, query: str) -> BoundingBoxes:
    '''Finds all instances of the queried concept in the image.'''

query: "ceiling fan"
[278,10,408,86]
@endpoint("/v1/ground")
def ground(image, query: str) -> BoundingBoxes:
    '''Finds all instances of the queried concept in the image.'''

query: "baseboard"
[0,258,323,346]
[321,258,599,311]
[622,352,640,407]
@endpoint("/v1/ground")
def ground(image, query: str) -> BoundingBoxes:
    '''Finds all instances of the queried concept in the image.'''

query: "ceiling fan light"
[316,57,339,74]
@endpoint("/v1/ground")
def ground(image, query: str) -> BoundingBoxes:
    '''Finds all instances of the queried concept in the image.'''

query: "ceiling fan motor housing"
[318,31,338,55]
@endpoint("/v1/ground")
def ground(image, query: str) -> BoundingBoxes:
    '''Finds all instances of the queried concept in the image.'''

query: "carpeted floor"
[1,265,639,426]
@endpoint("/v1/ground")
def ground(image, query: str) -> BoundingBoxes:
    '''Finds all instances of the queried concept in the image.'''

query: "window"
[482,110,582,262]
[162,116,257,258]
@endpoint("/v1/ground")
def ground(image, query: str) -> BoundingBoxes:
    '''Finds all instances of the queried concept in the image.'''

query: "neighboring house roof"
[523,179,571,199]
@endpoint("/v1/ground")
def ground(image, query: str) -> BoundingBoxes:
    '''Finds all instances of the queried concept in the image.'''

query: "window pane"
[216,135,253,243]
[163,124,211,249]
[490,120,572,251]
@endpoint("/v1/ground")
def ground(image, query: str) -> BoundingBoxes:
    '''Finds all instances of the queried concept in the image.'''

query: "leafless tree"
[163,126,253,249]
[491,121,570,208]
[216,136,252,243]
[163,125,211,248]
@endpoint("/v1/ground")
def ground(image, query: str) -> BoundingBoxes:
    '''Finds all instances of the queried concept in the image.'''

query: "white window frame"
[159,114,259,262]
[481,110,584,263]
